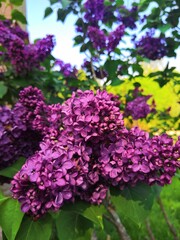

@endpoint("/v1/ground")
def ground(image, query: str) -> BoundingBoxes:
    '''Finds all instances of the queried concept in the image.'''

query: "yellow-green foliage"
[108,76,180,117]
[107,76,180,135]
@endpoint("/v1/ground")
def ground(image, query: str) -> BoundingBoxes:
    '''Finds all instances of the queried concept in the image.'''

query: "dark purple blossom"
[0,105,41,169]
[135,32,167,60]
[55,60,77,78]
[118,6,138,29]
[125,95,152,120]
[107,25,125,52]
[62,89,124,140]
[84,0,105,24]
[7,87,180,219]
[0,21,55,75]
[87,26,106,51]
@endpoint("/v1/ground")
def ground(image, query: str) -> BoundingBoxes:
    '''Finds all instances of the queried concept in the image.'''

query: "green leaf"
[61,0,70,9]
[74,35,84,45]
[62,201,105,228]
[0,82,7,99]
[10,0,23,6]
[0,14,6,20]
[44,7,53,18]
[50,0,58,4]
[57,8,68,22]
[116,0,124,6]
[132,63,143,75]
[111,183,161,225]
[80,44,88,52]
[104,0,113,6]
[104,59,120,79]
[139,0,149,11]
[0,198,24,240]
[15,215,52,240]
[154,78,169,87]
[11,9,27,24]
[111,77,124,86]
[158,24,171,33]
[0,157,25,178]
[0,191,8,206]
[56,211,92,240]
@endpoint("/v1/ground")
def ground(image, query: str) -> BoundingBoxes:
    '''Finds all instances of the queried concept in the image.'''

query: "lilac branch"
[157,197,178,240]
[145,218,156,240]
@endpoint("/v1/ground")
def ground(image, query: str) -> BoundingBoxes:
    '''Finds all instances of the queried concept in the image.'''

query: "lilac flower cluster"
[118,6,138,30]
[87,25,125,52]
[87,26,106,51]
[125,95,152,120]
[99,128,180,188]
[54,60,77,78]
[0,20,55,75]
[9,87,179,219]
[84,0,105,25]
[3,20,28,39]
[0,105,41,169]
[107,25,125,52]
[135,32,167,60]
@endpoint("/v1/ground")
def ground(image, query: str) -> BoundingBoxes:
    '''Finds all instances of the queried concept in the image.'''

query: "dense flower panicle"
[135,33,167,60]
[13,86,46,127]
[8,35,55,75]
[147,134,180,186]
[19,86,45,107]
[11,139,76,218]
[55,60,77,78]
[87,25,125,52]
[7,87,180,218]
[102,6,115,23]
[35,35,55,61]
[0,106,41,169]
[62,89,124,140]
[125,95,152,120]
[98,127,180,188]
[118,6,138,29]
[0,20,28,41]
[87,26,106,51]
[32,103,62,137]
[107,24,125,52]
[84,0,105,24]
[0,21,55,75]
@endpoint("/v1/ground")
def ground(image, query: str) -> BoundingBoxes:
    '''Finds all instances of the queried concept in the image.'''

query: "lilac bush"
[3,87,177,219]
[0,20,55,76]
[135,31,167,60]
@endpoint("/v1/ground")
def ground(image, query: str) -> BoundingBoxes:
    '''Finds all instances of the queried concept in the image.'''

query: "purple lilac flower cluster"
[118,6,138,30]
[125,95,152,120]
[0,86,65,170]
[87,25,125,52]
[84,0,105,25]
[0,105,41,170]
[54,60,77,78]
[87,26,106,51]
[135,32,167,60]
[0,20,55,75]
[107,25,125,52]
[99,128,180,188]
[8,87,179,219]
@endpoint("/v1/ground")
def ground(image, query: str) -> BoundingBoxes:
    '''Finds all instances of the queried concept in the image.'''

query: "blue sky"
[26,0,84,67]
[26,0,180,70]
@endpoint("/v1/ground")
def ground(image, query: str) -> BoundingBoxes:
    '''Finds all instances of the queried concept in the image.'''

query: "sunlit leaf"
[15,215,52,240]
[0,157,25,178]
[0,198,24,240]
[44,7,53,18]
[11,9,27,24]
[0,82,7,99]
